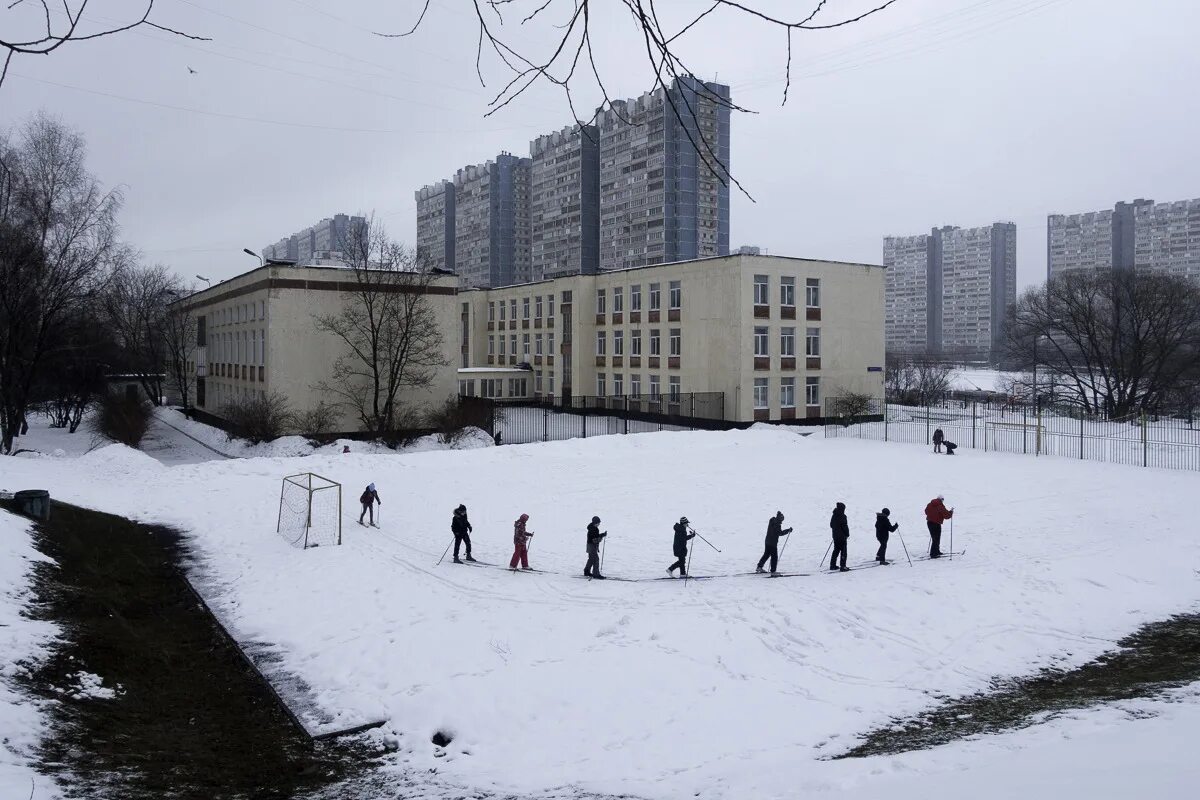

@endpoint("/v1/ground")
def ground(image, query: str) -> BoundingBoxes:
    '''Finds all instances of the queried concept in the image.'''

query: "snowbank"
[1,428,1198,799]
[0,512,61,799]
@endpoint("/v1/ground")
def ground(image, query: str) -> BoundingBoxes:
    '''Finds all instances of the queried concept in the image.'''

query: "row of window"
[753,377,821,410]
[753,327,820,358]
[488,294,557,322]
[752,276,821,308]
[596,281,681,314]
[209,328,267,367]
[488,332,557,357]
[596,328,680,357]
[596,373,681,400]
[211,299,266,328]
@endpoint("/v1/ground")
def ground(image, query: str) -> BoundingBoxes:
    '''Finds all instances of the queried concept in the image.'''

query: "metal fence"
[823,397,1200,472]
[462,393,728,445]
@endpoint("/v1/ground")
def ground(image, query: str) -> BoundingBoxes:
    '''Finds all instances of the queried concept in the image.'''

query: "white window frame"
[597,373,606,397]
[613,287,623,313]
[669,328,681,357]
[806,327,821,357]
[754,326,769,357]
[669,280,682,310]
[613,330,624,356]
[781,327,795,357]
[650,329,661,356]
[806,278,821,309]
[597,288,607,315]
[596,331,607,356]
[753,275,769,305]
[781,377,796,408]
[668,376,681,402]
[754,378,769,410]
[630,285,642,311]
[649,283,661,311]
[806,377,821,407]
[781,277,795,307]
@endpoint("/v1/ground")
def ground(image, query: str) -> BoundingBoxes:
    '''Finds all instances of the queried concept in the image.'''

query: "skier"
[829,502,850,572]
[943,439,958,455]
[756,511,793,574]
[932,428,944,453]
[874,508,899,564]
[667,516,695,577]
[451,503,476,564]
[358,483,381,526]
[583,515,607,579]
[510,513,533,570]
[924,495,954,558]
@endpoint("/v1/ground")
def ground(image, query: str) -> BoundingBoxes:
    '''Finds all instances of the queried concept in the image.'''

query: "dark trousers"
[757,542,779,572]
[454,532,472,559]
[876,533,889,562]
[927,521,942,557]
[668,553,687,574]
[359,502,373,524]
[584,549,601,576]
[830,536,848,569]
[944,442,957,455]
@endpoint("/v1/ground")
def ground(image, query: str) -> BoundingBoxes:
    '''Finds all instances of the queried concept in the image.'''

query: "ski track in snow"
[1,427,1198,799]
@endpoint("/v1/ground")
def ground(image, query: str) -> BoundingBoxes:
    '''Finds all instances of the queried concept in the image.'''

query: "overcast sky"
[2,0,1197,289]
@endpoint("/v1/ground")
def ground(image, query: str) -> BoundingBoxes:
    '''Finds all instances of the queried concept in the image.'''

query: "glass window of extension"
[753,274,768,305]
[781,277,795,307]
[753,378,769,409]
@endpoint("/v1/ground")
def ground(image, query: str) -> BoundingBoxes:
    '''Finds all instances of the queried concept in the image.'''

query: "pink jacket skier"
[510,513,534,570]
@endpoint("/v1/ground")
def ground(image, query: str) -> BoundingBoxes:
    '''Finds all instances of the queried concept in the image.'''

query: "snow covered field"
[1,428,1198,798]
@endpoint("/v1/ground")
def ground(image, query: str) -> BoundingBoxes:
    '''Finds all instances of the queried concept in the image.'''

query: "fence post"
[1079,412,1084,460]
[925,408,930,447]
[971,401,976,449]
[884,397,888,442]
[690,394,696,430]
[543,406,549,443]
[1036,405,1043,456]
[582,397,587,439]
[624,396,629,435]
[1022,406,1028,454]
[1142,412,1147,467]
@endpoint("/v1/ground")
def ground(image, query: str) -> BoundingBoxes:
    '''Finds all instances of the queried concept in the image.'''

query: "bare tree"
[314,219,449,439]
[828,388,874,424]
[1006,271,1200,417]
[103,262,185,405]
[1,0,207,86]
[0,113,120,453]
[32,302,115,433]
[162,291,195,410]
[380,1,901,197]
[884,353,954,406]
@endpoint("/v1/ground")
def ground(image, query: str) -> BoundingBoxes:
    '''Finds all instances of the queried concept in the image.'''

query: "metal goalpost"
[276,472,342,548]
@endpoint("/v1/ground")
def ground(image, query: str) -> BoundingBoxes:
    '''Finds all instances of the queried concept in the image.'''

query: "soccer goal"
[985,420,1047,455]
[277,473,342,549]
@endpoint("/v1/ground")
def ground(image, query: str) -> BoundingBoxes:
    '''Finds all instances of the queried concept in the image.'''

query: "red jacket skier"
[510,513,534,570]
[924,495,953,558]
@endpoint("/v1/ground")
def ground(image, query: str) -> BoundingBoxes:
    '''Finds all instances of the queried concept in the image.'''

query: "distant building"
[415,181,456,272]
[530,124,600,280]
[453,153,532,288]
[1133,198,1200,281]
[261,214,366,265]
[883,222,1016,362]
[598,77,731,272]
[1047,199,1152,280]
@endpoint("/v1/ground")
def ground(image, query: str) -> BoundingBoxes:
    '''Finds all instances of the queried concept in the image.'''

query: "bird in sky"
[187,66,197,75]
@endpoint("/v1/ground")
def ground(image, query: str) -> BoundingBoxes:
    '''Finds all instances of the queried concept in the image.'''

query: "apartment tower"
[530,124,601,281]
[453,153,532,288]
[415,181,456,272]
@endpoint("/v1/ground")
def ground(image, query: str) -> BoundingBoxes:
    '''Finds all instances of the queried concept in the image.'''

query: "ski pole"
[436,537,453,566]
[950,516,954,561]
[688,527,722,553]
[896,528,913,567]
[684,538,695,586]
[600,535,606,575]
[776,528,794,568]
[820,540,832,568]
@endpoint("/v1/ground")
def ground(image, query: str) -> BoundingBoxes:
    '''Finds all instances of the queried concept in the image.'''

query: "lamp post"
[243,248,264,266]
[195,275,211,288]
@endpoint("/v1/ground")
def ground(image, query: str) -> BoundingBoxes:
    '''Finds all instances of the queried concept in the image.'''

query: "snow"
[0,512,62,800]
[951,368,1019,393]
[1,428,1198,798]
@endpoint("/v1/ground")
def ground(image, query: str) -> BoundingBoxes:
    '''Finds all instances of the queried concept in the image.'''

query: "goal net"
[277,473,342,549]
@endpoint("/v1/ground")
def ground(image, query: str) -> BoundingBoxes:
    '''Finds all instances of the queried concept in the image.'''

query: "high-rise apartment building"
[1133,198,1200,281]
[261,214,366,265]
[1047,199,1152,280]
[453,153,532,289]
[530,124,600,281]
[415,181,456,272]
[598,77,731,271]
[883,223,1016,361]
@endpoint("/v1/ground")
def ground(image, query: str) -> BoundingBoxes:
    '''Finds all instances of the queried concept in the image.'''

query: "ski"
[912,550,966,562]
[571,575,636,582]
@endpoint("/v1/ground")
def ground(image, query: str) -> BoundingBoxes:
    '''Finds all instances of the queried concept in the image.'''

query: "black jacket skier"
[450,504,475,563]
[874,508,899,564]
[829,502,850,571]
[757,512,793,574]
[668,516,694,576]
[932,428,944,453]
[584,516,607,579]
[358,483,381,526]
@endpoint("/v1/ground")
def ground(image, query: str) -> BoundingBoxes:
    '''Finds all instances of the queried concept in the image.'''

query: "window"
[631,329,642,356]
[523,297,530,319]
[250,303,257,322]
[650,375,661,398]
[597,288,606,314]
[259,300,265,319]
[806,377,821,406]
[488,302,495,322]
[753,274,769,305]
[669,280,681,309]
[488,335,495,355]
[613,287,623,313]
[536,296,543,318]
[631,374,642,396]
[669,376,681,402]
[523,334,530,359]
[510,334,517,356]
[535,334,543,355]
[197,316,207,346]
[781,377,796,408]
[549,295,556,318]
[781,277,795,307]
[649,283,661,310]
[535,372,543,393]
[613,373,624,396]
[499,301,507,321]
[499,335,506,356]
[597,373,606,397]
[596,331,607,355]
[613,330,624,356]
[669,328,681,357]
[806,278,820,308]
[650,329,661,356]
[510,299,517,320]
[548,332,555,354]
[630,284,642,311]
[549,374,555,395]
[754,326,769,356]
[781,327,796,356]
[806,327,821,357]
[561,290,571,304]
[754,378,769,410]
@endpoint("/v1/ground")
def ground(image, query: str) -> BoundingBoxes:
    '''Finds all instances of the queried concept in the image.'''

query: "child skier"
[756,511,792,574]
[874,508,899,564]
[451,504,475,564]
[668,516,695,577]
[829,502,850,572]
[510,513,534,570]
[358,483,381,526]
[584,516,607,579]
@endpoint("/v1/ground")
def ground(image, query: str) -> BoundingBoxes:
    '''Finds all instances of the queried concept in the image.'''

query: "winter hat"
[456,504,466,513]
[519,513,529,521]
[882,508,890,515]
[936,494,944,500]
[680,516,689,524]
[367,483,375,491]
[835,502,846,511]
[591,515,601,524]
[776,510,784,519]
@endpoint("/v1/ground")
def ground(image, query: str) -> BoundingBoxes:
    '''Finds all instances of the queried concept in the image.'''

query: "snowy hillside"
[2,428,1198,799]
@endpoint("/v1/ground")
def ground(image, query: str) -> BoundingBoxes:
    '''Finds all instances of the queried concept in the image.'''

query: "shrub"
[294,402,339,443]
[91,391,152,447]
[222,392,292,445]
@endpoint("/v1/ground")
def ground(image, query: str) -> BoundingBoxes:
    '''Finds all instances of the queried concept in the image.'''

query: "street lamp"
[195,275,211,288]
[243,248,264,266]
